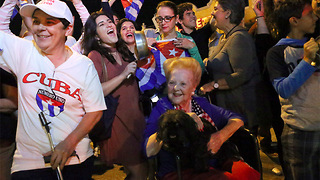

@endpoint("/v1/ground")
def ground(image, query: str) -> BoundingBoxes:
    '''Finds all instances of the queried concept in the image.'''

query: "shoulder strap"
[101,54,108,82]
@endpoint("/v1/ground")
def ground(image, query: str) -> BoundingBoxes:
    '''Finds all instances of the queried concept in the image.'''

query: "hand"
[304,38,319,64]
[43,140,76,170]
[200,81,215,94]
[146,133,163,157]
[173,38,196,50]
[147,38,157,47]
[207,131,224,154]
[121,61,137,78]
[252,0,264,17]
[187,112,204,131]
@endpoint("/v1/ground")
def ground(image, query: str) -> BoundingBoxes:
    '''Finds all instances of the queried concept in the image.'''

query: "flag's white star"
[169,48,178,56]
[46,99,53,105]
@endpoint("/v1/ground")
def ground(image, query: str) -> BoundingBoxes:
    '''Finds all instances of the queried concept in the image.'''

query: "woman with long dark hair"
[116,18,138,57]
[81,11,147,180]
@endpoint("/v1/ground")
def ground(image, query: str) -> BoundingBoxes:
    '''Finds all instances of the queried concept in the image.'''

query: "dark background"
[0,0,211,39]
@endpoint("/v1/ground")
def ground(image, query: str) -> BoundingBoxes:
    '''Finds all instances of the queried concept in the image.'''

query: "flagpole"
[39,112,64,180]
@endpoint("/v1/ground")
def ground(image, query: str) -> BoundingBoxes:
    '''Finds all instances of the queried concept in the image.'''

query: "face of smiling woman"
[31,10,70,54]
[167,68,196,109]
[95,15,118,47]
[120,21,136,45]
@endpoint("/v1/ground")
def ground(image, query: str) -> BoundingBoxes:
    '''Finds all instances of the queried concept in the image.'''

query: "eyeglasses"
[155,16,175,23]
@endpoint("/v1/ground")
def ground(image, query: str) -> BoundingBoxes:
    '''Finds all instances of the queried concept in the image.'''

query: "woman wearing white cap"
[0,0,106,179]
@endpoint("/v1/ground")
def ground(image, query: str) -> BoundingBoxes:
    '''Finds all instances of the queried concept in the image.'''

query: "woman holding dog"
[81,11,147,180]
[143,57,260,180]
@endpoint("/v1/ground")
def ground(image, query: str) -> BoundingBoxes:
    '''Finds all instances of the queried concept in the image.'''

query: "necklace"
[224,25,238,39]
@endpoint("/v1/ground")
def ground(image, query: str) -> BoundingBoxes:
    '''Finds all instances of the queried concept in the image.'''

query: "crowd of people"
[0,0,320,179]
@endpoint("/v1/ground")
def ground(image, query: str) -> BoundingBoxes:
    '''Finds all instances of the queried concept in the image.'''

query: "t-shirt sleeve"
[266,46,289,82]
[81,59,106,113]
[0,31,32,74]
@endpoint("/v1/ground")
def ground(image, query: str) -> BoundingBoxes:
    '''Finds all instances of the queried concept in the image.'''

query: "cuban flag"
[136,39,190,93]
[36,89,65,117]
[121,0,144,21]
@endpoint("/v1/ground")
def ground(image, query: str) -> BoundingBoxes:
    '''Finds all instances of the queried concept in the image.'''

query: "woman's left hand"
[207,131,224,154]
[173,38,195,50]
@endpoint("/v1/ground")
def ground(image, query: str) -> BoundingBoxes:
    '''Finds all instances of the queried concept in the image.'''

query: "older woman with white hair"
[144,57,260,180]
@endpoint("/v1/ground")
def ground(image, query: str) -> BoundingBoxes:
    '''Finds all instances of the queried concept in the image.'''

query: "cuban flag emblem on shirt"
[36,89,65,117]
[121,0,144,21]
[136,39,190,93]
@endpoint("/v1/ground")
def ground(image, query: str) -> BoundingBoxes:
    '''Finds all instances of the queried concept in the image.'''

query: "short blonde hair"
[163,57,202,87]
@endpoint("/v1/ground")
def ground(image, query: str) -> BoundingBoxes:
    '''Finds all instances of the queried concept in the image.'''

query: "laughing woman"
[117,18,138,58]
[81,11,147,180]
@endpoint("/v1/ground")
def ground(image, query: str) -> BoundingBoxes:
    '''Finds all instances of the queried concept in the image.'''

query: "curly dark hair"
[271,0,311,39]
[81,11,134,64]
[177,2,193,20]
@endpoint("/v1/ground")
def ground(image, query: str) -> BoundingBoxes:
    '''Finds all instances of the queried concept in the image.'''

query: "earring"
[225,16,228,19]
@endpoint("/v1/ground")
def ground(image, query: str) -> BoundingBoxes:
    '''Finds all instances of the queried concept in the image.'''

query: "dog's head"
[157,110,199,155]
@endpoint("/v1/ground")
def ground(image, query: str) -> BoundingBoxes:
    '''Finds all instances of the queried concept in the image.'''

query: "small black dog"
[157,110,241,173]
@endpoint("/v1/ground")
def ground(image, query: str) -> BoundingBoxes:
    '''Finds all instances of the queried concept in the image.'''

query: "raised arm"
[70,0,90,26]
[252,0,269,34]
[0,0,17,35]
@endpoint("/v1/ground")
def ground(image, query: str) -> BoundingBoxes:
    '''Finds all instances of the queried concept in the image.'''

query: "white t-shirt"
[0,31,106,173]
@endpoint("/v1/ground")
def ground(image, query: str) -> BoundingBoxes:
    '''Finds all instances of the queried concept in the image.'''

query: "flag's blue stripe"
[36,95,44,111]
[124,0,144,21]
[48,104,55,117]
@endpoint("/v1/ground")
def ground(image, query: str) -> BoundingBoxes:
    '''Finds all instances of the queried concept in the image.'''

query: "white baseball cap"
[20,0,73,24]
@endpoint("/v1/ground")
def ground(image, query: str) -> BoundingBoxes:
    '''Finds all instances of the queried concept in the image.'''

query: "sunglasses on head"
[155,15,175,23]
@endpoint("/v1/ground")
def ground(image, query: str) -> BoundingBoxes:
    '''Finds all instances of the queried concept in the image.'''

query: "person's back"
[266,0,320,179]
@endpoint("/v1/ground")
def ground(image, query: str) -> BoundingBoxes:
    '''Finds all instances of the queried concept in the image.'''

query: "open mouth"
[126,33,133,38]
[37,34,50,39]
[173,92,182,97]
[107,29,114,35]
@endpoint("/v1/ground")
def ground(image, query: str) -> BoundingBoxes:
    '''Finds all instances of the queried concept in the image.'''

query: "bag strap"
[100,54,108,83]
